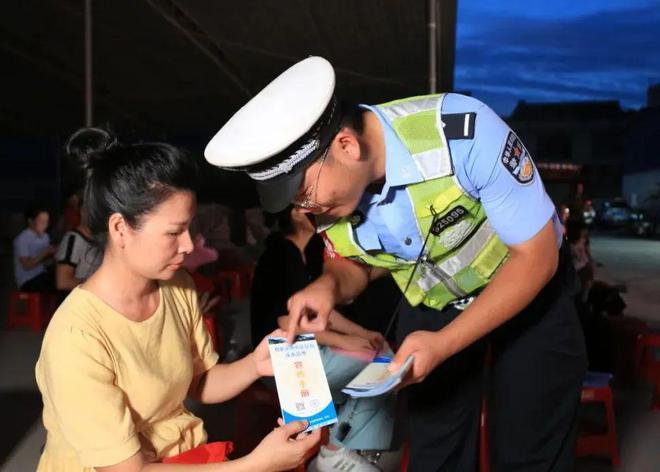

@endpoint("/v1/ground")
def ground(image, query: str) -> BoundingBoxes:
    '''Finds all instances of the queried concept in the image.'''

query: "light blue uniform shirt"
[13,228,50,288]
[351,93,562,261]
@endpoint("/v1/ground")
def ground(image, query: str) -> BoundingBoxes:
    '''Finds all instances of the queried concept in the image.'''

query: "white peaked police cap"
[204,56,341,213]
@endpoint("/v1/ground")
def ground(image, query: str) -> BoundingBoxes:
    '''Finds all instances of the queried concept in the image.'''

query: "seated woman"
[36,128,320,472]
[566,219,623,371]
[55,205,102,290]
[13,206,56,292]
[566,219,594,303]
[251,206,395,472]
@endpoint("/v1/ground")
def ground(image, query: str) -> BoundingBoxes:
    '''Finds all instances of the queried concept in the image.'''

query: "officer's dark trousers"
[396,246,587,472]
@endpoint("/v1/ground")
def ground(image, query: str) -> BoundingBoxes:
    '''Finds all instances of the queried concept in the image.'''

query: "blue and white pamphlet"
[342,355,414,398]
[268,334,338,431]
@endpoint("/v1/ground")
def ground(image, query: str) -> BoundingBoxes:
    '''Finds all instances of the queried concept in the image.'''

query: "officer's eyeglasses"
[292,146,329,213]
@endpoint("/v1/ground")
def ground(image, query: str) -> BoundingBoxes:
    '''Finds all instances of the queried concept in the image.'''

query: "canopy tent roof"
[1,0,455,138]
[1,0,455,207]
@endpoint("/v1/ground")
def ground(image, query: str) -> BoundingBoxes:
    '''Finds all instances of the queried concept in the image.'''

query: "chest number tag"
[430,205,468,236]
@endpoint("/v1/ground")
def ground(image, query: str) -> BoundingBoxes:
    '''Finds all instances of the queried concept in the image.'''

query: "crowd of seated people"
[566,218,627,372]
[13,200,102,295]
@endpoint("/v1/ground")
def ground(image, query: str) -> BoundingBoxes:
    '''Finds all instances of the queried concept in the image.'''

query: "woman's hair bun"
[65,127,118,171]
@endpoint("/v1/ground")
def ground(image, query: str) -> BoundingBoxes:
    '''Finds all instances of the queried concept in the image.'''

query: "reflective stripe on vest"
[379,95,453,180]
[324,94,509,311]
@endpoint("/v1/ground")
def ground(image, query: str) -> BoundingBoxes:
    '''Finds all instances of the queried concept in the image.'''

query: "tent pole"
[428,0,438,93]
[84,0,93,126]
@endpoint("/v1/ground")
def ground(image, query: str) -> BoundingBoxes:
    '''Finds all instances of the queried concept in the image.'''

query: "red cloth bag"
[163,441,234,464]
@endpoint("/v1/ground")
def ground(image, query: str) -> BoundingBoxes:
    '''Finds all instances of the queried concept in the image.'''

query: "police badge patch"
[500,131,535,184]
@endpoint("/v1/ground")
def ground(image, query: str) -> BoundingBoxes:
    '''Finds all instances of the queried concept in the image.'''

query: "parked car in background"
[630,209,653,236]
[596,198,632,228]
[630,205,660,237]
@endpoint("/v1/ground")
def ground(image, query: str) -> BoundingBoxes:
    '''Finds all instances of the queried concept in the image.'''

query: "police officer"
[205,57,586,472]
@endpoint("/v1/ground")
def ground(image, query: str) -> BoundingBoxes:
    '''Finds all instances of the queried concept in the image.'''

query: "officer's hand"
[286,278,336,344]
[389,330,447,387]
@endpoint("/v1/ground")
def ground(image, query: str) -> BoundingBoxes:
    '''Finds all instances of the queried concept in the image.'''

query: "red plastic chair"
[576,372,620,466]
[634,332,660,410]
[399,440,409,472]
[6,291,57,332]
[189,271,216,294]
[163,441,233,463]
[203,315,219,353]
[235,264,254,298]
[215,270,243,301]
[216,264,254,301]
[162,436,308,471]
[188,270,225,355]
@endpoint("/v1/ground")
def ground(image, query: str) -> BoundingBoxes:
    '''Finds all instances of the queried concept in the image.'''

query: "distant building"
[507,100,630,205]
[647,83,660,108]
[622,84,660,211]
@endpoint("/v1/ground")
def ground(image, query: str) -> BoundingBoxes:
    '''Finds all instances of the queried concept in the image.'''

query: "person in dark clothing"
[250,211,325,347]
[250,206,393,472]
[566,220,624,371]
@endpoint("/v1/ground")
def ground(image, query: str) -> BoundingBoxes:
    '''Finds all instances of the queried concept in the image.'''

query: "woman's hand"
[248,420,321,471]
[252,329,287,377]
[338,335,376,354]
[360,330,385,351]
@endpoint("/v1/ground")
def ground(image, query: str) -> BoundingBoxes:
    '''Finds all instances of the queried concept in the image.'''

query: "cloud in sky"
[455,0,660,115]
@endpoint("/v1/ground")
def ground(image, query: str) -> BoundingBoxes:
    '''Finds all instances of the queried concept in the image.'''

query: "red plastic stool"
[634,332,660,410]
[607,316,648,386]
[576,372,620,466]
[6,291,57,332]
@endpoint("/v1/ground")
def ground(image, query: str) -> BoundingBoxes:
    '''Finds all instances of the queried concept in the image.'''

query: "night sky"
[455,0,660,116]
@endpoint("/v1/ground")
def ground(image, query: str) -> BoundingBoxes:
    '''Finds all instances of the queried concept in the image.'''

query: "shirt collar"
[360,104,425,203]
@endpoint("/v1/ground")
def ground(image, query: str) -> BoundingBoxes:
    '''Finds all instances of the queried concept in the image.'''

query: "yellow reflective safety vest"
[324,94,509,311]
